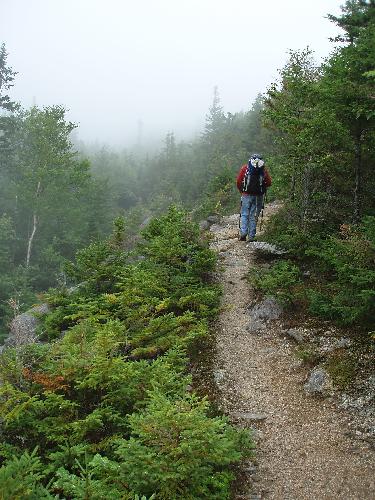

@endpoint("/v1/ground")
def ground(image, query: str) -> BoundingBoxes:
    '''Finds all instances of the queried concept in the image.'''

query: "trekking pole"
[259,193,267,232]
[238,198,242,236]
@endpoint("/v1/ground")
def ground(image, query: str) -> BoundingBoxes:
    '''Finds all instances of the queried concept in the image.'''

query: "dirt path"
[209,207,375,500]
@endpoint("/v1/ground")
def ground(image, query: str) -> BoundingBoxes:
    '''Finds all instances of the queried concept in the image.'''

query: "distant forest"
[0,49,272,337]
[0,0,374,337]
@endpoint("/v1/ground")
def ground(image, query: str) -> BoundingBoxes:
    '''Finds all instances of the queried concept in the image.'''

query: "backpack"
[241,163,266,195]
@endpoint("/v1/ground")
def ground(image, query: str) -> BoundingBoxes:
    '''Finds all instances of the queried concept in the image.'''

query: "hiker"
[236,154,272,241]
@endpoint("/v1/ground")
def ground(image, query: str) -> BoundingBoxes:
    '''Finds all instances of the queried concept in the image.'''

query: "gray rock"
[199,220,210,231]
[246,319,267,333]
[5,303,50,348]
[232,411,267,421]
[304,367,333,395]
[249,296,283,321]
[213,369,226,386]
[209,224,222,234]
[243,463,257,474]
[317,336,353,354]
[287,328,305,344]
[206,215,220,224]
[248,241,288,256]
[335,337,352,349]
[218,251,231,259]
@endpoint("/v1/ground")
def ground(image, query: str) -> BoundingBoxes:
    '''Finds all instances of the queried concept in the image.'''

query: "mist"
[2,0,341,147]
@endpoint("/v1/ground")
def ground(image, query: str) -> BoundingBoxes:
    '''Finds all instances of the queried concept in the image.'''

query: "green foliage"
[260,3,375,332]
[262,204,326,259]
[306,218,375,326]
[324,353,358,389]
[0,448,52,499]
[257,212,375,328]
[0,207,250,498]
[249,260,303,306]
[295,345,321,366]
[0,43,18,112]
[115,393,251,499]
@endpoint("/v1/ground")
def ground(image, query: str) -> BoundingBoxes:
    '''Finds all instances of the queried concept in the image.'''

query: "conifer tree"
[0,43,17,112]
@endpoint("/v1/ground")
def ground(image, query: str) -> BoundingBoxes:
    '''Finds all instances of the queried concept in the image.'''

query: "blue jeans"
[240,195,263,238]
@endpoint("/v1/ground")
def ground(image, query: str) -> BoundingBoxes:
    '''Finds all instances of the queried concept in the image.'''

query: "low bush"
[256,210,375,330]
[0,206,251,499]
[249,260,303,306]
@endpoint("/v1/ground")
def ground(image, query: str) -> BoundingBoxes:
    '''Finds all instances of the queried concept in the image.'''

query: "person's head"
[249,153,264,168]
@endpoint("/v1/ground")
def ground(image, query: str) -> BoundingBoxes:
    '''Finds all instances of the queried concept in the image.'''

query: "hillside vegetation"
[0,1,374,498]
[253,1,375,333]
[0,208,251,498]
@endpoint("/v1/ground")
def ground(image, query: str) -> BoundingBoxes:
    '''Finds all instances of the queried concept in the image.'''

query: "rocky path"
[209,207,375,500]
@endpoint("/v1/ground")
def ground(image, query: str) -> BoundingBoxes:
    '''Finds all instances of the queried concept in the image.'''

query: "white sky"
[1,0,342,147]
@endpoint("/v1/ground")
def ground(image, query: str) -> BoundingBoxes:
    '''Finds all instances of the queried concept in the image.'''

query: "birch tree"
[16,106,90,267]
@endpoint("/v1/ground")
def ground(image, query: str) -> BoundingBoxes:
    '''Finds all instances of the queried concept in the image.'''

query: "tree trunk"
[290,174,296,201]
[26,181,41,267]
[353,132,362,224]
[301,164,311,227]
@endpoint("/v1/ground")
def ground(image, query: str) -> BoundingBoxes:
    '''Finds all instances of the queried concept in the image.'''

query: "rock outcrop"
[5,303,50,348]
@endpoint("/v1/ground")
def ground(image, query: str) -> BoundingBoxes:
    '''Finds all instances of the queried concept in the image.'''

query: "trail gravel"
[210,205,375,500]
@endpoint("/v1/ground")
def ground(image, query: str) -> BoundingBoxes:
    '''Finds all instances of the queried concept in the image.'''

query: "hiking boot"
[239,234,247,241]
[248,236,256,242]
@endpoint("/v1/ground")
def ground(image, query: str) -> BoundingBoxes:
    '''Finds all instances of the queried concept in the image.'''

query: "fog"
[2,0,341,147]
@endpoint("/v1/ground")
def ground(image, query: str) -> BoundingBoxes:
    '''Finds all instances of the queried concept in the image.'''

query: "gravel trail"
[210,207,375,500]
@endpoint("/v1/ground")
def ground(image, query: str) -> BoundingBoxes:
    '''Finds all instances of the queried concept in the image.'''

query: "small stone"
[199,220,210,231]
[287,328,305,344]
[213,369,226,386]
[232,411,267,421]
[250,241,288,256]
[243,464,257,474]
[304,367,333,395]
[206,214,220,224]
[335,337,352,348]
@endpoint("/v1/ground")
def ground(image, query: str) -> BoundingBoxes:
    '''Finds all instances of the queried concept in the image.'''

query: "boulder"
[199,215,221,231]
[249,296,283,321]
[248,241,288,257]
[5,303,50,348]
[246,319,267,333]
[304,367,333,395]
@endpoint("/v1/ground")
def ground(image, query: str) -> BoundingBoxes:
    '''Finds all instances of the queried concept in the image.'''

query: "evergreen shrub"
[0,206,251,498]
[255,210,375,329]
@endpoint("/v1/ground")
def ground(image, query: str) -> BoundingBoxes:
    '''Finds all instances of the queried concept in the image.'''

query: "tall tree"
[323,0,375,221]
[14,106,90,268]
[328,0,375,43]
[203,86,226,142]
[0,43,17,112]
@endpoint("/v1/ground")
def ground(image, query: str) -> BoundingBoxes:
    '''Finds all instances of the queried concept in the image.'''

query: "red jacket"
[236,164,272,194]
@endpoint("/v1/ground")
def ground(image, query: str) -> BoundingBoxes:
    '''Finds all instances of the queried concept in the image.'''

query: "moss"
[295,344,321,366]
[324,353,358,389]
